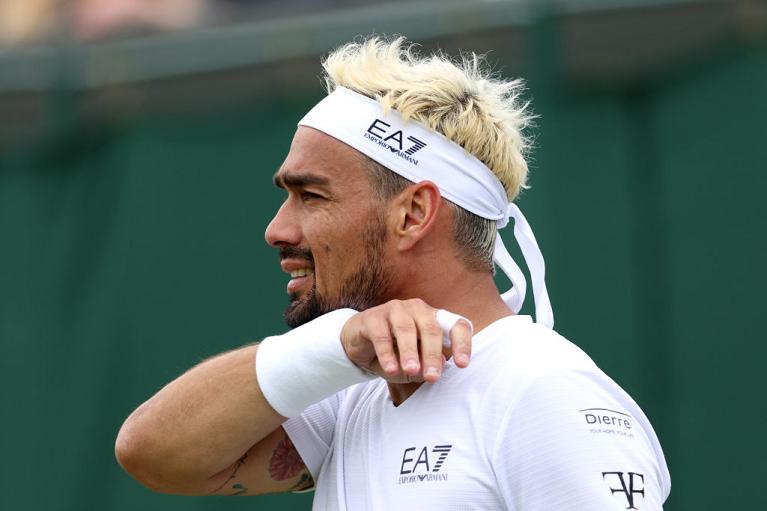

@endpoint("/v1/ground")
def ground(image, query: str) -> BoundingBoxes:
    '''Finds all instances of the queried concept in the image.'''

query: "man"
[115,37,670,509]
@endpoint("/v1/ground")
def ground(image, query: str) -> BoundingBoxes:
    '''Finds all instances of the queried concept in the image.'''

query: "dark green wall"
[1,43,765,510]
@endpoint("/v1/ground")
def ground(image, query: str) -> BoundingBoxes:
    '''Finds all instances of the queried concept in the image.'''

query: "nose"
[265,200,302,248]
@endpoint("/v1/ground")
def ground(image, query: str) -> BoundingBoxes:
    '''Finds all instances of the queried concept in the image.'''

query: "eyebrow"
[273,171,330,189]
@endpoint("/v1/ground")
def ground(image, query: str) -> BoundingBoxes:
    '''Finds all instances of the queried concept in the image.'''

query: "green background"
[1,28,766,511]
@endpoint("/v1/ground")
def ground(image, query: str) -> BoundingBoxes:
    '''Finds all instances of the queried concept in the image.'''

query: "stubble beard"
[283,216,391,328]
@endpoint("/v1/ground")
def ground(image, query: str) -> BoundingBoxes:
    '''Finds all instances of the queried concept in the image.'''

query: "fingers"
[362,313,400,377]
[347,299,473,384]
[411,307,445,383]
[388,301,421,377]
[394,300,464,383]
[435,309,473,369]
[449,319,473,368]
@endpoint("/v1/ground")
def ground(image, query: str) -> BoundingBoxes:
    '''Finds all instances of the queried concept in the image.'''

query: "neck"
[387,261,513,330]
[385,262,513,406]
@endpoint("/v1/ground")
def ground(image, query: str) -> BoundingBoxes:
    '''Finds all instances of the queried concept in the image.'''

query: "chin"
[284,291,322,328]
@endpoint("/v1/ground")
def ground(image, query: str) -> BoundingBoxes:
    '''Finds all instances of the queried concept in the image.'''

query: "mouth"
[283,264,315,295]
[287,268,314,295]
[279,246,315,297]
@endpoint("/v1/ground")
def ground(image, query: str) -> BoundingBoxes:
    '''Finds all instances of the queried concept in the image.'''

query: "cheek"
[316,243,340,285]
[305,232,336,288]
[308,206,373,289]
[312,236,358,295]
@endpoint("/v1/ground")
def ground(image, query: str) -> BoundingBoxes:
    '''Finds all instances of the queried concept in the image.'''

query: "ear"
[391,181,442,251]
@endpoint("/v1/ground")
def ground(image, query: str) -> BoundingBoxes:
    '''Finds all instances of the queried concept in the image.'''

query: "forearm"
[115,344,283,493]
[115,303,472,495]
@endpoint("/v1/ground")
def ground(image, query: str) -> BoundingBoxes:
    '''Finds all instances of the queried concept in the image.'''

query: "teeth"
[290,268,313,278]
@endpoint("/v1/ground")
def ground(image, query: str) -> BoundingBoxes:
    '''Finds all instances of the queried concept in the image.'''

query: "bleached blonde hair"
[322,36,533,201]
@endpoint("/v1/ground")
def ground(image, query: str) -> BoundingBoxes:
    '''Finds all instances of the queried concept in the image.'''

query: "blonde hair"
[322,36,533,201]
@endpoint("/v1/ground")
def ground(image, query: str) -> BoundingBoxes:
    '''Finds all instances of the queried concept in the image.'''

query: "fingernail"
[405,360,419,372]
[424,367,440,378]
[385,362,398,373]
[455,354,469,366]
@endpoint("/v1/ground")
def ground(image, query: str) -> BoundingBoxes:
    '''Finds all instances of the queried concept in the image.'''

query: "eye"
[300,191,324,201]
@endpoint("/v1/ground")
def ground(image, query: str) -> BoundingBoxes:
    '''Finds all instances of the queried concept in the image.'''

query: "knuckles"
[420,321,442,338]
[368,333,393,345]
[345,298,468,382]
[391,322,416,335]
[403,298,429,310]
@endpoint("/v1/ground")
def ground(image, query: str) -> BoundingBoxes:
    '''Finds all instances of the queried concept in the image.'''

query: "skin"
[114,126,513,497]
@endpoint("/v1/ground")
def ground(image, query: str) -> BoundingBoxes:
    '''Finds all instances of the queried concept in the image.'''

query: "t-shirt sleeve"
[282,389,345,484]
[491,369,671,510]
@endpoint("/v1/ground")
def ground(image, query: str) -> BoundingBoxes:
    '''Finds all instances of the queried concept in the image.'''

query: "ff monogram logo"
[602,471,645,510]
[364,119,427,165]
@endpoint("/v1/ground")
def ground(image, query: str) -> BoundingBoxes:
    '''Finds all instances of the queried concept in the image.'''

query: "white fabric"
[507,203,553,327]
[298,87,554,327]
[284,315,671,510]
[256,308,374,418]
[435,309,473,347]
[257,308,472,417]
[299,87,508,224]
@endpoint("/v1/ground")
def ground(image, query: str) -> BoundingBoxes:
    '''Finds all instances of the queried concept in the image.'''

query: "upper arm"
[206,426,313,496]
[206,387,345,497]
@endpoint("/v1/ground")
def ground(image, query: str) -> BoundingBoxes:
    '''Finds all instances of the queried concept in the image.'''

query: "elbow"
[114,418,179,494]
[114,418,141,476]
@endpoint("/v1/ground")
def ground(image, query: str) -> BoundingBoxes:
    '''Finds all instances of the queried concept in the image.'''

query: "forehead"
[274,126,370,189]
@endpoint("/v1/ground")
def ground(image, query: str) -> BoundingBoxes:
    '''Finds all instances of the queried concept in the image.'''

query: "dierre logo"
[365,119,427,165]
[580,407,635,438]
[397,445,451,484]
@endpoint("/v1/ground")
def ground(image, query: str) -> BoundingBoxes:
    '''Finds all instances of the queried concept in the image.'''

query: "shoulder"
[473,318,644,434]
[471,318,671,504]
[469,317,660,446]
[472,315,600,384]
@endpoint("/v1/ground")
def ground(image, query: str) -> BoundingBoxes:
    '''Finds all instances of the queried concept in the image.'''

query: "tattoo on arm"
[211,453,249,496]
[210,432,312,496]
[290,470,314,492]
[269,434,314,491]
[230,483,248,496]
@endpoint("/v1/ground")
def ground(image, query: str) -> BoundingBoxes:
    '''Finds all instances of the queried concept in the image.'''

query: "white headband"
[299,86,553,328]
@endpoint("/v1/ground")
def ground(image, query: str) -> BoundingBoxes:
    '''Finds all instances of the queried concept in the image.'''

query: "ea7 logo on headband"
[365,119,427,165]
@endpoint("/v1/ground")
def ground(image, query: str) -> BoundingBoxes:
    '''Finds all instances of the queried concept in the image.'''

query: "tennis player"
[116,37,670,510]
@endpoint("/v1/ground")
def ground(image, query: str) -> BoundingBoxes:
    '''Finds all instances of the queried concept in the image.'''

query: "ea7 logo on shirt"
[397,445,451,484]
[365,119,427,166]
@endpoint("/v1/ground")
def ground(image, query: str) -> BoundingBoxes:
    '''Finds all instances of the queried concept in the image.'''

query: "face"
[265,127,394,327]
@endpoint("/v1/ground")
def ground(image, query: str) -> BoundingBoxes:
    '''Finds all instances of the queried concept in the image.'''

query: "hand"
[340,299,473,384]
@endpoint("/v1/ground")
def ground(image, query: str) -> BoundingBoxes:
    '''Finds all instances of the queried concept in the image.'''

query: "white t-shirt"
[283,315,671,510]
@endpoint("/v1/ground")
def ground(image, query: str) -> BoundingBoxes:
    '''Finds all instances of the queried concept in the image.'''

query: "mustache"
[279,246,314,264]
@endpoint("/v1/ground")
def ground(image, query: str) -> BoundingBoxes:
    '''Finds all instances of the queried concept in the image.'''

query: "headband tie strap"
[507,203,553,328]
[299,86,554,328]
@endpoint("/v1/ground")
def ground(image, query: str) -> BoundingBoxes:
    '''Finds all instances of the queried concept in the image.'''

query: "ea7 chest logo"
[365,119,427,165]
[397,445,451,484]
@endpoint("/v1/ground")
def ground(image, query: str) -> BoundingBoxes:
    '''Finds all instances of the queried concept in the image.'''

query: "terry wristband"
[256,308,474,418]
[255,308,375,418]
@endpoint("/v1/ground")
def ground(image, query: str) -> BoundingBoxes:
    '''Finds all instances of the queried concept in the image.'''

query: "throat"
[388,381,424,407]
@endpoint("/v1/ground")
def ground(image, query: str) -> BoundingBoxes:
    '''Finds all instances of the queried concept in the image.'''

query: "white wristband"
[255,308,376,418]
